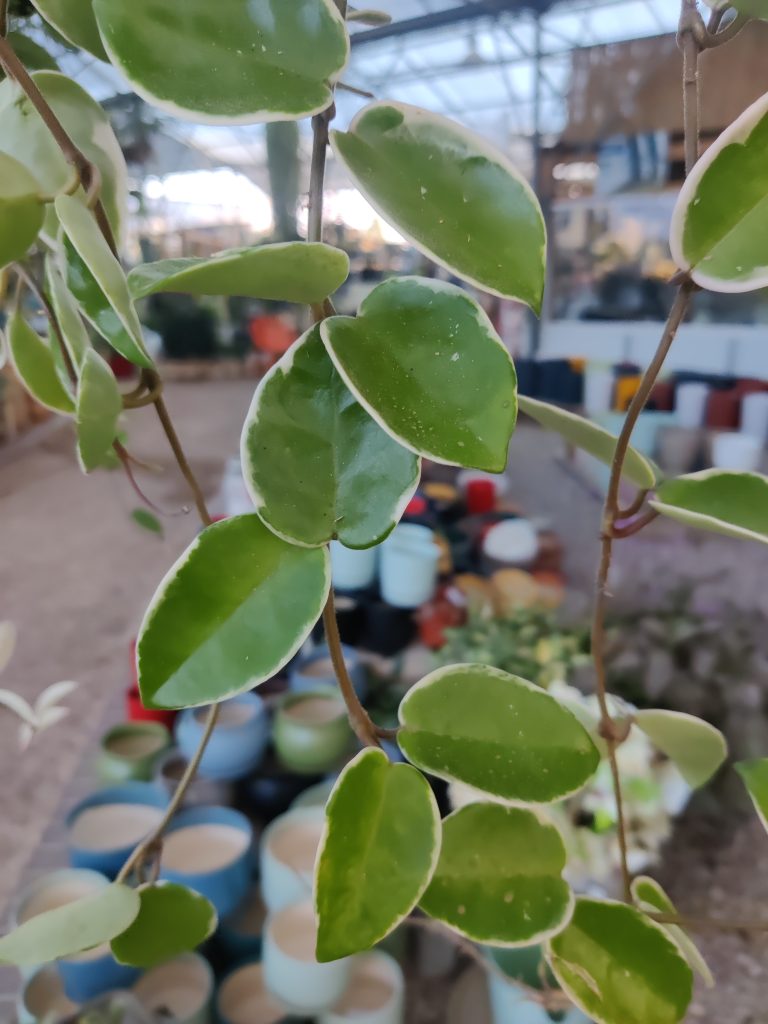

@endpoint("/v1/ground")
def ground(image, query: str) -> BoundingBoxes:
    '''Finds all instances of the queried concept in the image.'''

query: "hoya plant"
[1,1,767,1021]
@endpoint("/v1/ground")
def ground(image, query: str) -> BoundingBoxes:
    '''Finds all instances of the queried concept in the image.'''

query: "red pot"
[125,685,177,728]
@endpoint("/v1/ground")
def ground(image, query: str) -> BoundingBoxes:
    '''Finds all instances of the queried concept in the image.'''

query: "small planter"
[125,684,177,728]
[656,425,702,476]
[260,806,326,913]
[711,430,763,471]
[290,644,367,702]
[485,946,588,1024]
[330,540,378,592]
[155,748,235,808]
[160,805,253,918]
[175,693,269,781]
[274,688,351,775]
[17,964,78,1024]
[96,722,171,783]
[380,524,440,609]
[359,602,416,657]
[216,886,268,965]
[319,951,405,1024]
[132,952,214,1024]
[675,381,709,428]
[217,961,287,1024]
[290,777,336,811]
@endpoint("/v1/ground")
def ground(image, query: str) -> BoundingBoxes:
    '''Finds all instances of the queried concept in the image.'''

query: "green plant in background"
[1,2,768,1022]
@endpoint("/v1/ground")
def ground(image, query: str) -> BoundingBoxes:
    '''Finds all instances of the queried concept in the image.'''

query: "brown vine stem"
[611,507,660,539]
[650,911,768,934]
[323,591,381,748]
[0,0,8,39]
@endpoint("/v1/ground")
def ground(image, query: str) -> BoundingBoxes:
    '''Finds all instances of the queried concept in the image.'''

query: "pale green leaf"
[0,622,16,675]
[634,709,727,788]
[631,876,713,988]
[111,883,217,968]
[0,154,44,270]
[398,665,599,803]
[420,803,573,945]
[650,470,768,545]
[128,242,349,303]
[131,508,164,537]
[321,277,517,472]
[331,102,545,308]
[46,256,91,373]
[138,514,330,709]
[7,311,75,414]
[29,0,108,59]
[546,898,693,1024]
[92,0,350,124]
[0,883,140,966]
[315,748,440,962]
[5,32,59,72]
[76,349,122,473]
[735,758,768,832]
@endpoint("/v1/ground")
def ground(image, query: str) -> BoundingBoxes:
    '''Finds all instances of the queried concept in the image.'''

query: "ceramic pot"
[290,778,336,811]
[175,693,269,781]
[96,722,171,783]
[125,684,176,728]
[260,806,325,913]
[485,946,588,1024]
[380,524,440,609]
[66,782,169,878]
[330,540,378,592]
[656,425,702,476]
[216,886,268,965]
[17,964,78,1024]
[263,900,351,1014]
[217,961,287,1024]
[333,594,367,647]
[480,518,539,573]
[290,644,367,702]
[155,749,235,808]
[741,392,768,441]
[583,365,614,415]
[359,602,416,657]
[133,952,214,1024]
[160,805,253,918]
[320,952,405,1024]
[244,753,322,823]
[675,381,709,428]
[274,688,351,775]
[711,431,763,471]
[630,412,676,459]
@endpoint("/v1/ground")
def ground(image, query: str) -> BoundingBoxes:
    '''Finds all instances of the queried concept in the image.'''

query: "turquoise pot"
[485,947,589,1024]
[133,952,214,1024]
[273,687,351,775]
[96,721,171,783]
[175,693,270,781]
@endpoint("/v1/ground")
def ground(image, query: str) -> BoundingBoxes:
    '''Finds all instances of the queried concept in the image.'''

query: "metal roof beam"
[351,0,559,46]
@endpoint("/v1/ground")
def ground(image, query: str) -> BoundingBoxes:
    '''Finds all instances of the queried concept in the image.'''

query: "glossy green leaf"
[0,72,127,243]
[92,0,350,124]
[398,665,599,803]
[46,256,91,373]
[331,102,545,308]
[128,243,349,303]
[0,883,139,966]
[57,195,152,369]
[138,514,330,709]
[420,803,573,945]
[546,898,693,1024]
[650,470,768,545]
[111,883,217,968]
[723,0,768,14]
[634,709,727,788]
[7,312,75,414]
[315,748,440,962]
[670,91,768,291]
[519,395,657,489]
[631,876,713,987]
[322,277,517,472]
[30,0,108,59]
[242,325,419,549]
[5,32,59,72]
[131,508,164,537]
[0,154,44,270]
[735,758,768,832]
[76,349,122,473]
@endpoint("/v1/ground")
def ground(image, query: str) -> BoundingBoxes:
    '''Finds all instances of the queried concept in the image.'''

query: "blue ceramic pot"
[175,694,269,781]
[66,782,169,878]
[290,644,367,702]
[216,886,267,965]
[58,952,140,1005]
[160,805,253,919]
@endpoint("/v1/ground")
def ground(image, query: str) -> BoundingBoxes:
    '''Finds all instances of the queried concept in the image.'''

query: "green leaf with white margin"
[5,32,59,73]
[0,621,16,675]
[702,1,767,22]
[398,665,599,803]
[56,195,152,369]
[315,748,440,962]
[650,470,768,545]
[111,883,217,968]
[735,758,768,832]
[242,324,419,549]
[631,876,713,988]
[420,803,573,946]
[76,349,122,472]
[7,312,75,414]
[331,102,545,309]
[128,243,350,303]
[138,514,329,709]
[46,256,91,374]
[547,898,693,1024]
[0,72,127,244]
[633,709,727,788]
[519,395,657,489]
[0,883,139,966]
[321,277,517,472]
[0,154,45,270]
[670,90,768,292]
[92,0,349,125]
[29,0,108,60]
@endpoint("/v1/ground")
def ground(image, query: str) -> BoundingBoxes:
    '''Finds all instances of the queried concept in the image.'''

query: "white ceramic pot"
[675,382,709,428]
[217,962,286,1024]
[380,524,440,609]
[263,900,351,1015]
[133,952,214,1024]
[330,540,378,591]
[741,392,768,441]
[583,365,615,415]
[481,518,539,570]
[17,964,78,1024]
[320,952,404,1024]
[711,431,763,471]
[260,805,325,913]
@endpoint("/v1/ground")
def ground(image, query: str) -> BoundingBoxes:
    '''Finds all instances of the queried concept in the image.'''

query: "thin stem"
[611,508,660,539]
[0,0,8,39]
[152,392,212,527]
[650,911,768,934]
[14,264,77,384]
[678,0,704,175]
[616,489,649,521]
[323,592,380,748]
[308,110,332,245]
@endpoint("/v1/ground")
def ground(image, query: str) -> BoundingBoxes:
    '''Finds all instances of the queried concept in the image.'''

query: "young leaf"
[242,324,420,549]
[547,898,693,1024]
[76,349,122,473]
[7,312,75,414]
[128,243,350,303]
[519,395,657,489]
[131,508,164,537]
[420,803,574,945]
[670,90,768,292]
[92,0,350,124]
[634,709,727,788]
[56,195,152,369]
[321,277,517,472]
[138,515,330,709]
[0,883,140,966]
[111,883,217,968]
[735,758,768,832]
[46,256,91,373]
[315,748,440,962]
[650,470,768,545]
[331,102,546,309]
[0,621,16,675]
[29,0,109,60]
[0,154,44,270]
[631,876,713,987]
[398,665,599,803]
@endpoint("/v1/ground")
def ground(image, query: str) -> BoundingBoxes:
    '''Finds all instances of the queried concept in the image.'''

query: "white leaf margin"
[649,468,768,546]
